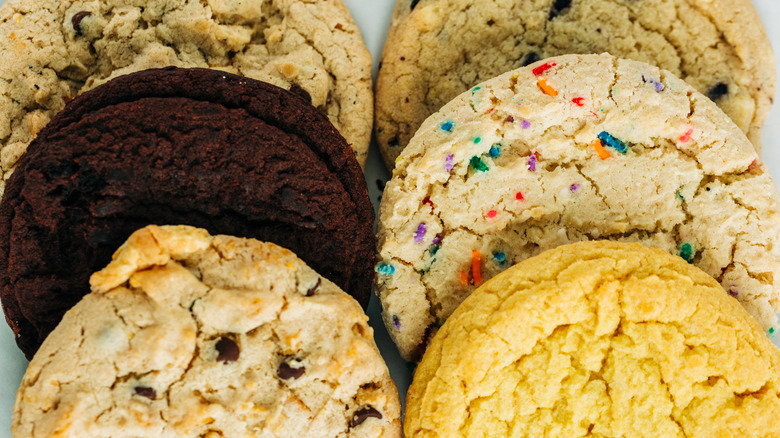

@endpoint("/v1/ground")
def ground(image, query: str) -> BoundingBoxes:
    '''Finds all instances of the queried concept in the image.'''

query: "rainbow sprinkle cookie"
[376,53,780,362]
[375,0,775,170]
[13,226,401,437]
[406,241,780,437]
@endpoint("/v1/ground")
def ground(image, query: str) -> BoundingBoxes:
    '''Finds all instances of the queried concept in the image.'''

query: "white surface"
[1,0,780,434]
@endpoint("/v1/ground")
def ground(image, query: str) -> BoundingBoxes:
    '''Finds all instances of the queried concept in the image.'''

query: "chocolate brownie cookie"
[0,0,372,189]
[0,67,374,358]
[406,241,780,437]
[377,54,780,361]
[13,225,402,437]
[376,0,776,169]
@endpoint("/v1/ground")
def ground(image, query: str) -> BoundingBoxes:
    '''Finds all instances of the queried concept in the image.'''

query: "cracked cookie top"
[0,67,375,359]
[405,241,780,437]
[12,225,402,438]
[0,0,373,187]
[375,0,776,169]
[376,54,780,362]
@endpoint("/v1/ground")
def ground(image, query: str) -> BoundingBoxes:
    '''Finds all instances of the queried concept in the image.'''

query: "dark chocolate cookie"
[0,67,375,358]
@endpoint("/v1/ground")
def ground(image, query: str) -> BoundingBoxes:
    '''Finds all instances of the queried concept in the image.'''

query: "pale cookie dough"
[12,225,401,438]
[0,0,372,192]
[405,241,780,437]
[376,0,776,169]
[376,54,780,361]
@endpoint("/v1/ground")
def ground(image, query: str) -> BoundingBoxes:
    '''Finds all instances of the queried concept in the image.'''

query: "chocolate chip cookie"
[12,225,401,437]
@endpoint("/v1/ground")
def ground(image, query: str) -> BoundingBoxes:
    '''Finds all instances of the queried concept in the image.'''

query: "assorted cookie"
[375,0,776,169]
[406,241,780,437]
[0,0,373,189]
[377,53,780,361]
[0,67,375,358]
[12,225,402,437]
[1,0,779,436]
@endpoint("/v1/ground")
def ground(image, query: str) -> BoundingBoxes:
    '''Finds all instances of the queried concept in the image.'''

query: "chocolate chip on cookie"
[12,226,402,437]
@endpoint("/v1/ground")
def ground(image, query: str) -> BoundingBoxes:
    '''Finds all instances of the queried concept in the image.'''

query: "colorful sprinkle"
[376,263,395,275]
[493,252,507,265]
[414,223,427,243]
[570,184,580,192]
[537,76,558,97]
[506,116,515,123]
[642,75,665,93]
[432,235,441,245]
[430,245,440,256]
[423,196,435,208]
[393,315,401,329]
[728,288,739,297]
[473,136,482,144]
[679,128,694,143]
[472,86,482,94]
[572,97,585,106]
[441,120,454,132]
[770,327,776,336]
[679,243,694,263]
[445,154,454,172]
[676,187,684,202]
[592,139,611,160]
[528,153,537,171]
[471,250,483,286]
[459,270,469,286]
[486,210,497,219]
[516,191,525,201]
[532,61,556,76]
[470,156,489,172]
[489,144,501,158]
[598,131,628,154]
[521,119,532,129]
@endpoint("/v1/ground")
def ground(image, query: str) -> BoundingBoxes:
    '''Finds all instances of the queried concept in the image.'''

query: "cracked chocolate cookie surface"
[12,225,402,438]
[0,0,373,184]
[375,0,776,169]
[0,67,375,358]
[377,54,780,361]
[405,241,780,437]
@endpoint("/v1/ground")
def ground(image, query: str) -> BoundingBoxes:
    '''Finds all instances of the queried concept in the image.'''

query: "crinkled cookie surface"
[376,0,776,168]
[0,0,373,188]
[377,54,780,361]
[12,225,401,438]
[406,241,780,438]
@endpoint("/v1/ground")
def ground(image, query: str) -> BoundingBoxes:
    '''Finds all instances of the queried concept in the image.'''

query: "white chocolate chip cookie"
[12,225,401,437]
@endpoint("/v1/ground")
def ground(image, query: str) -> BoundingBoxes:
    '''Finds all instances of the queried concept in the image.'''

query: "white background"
[1,0,780,434]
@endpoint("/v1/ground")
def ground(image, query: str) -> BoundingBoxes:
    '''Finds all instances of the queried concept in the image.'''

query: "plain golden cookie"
[406,241,780,438]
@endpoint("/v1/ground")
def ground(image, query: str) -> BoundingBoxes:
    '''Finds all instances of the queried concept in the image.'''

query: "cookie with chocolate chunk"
[376,0,775,169]
[12,225,401,437]
[0,67,375,358]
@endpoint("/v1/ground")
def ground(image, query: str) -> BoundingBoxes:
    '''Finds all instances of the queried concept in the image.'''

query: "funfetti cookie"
[375,0,776,169]
[12,225,402,438]
[405,241,780,437]
[376,54,780,362]
[0,0,372,183]
[0,67,375,359]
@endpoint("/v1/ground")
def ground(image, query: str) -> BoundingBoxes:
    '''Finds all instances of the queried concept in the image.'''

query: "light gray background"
[1,0,780,434]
